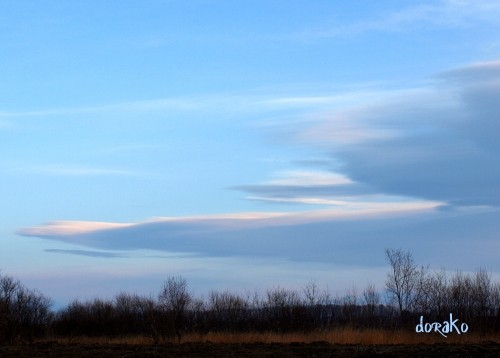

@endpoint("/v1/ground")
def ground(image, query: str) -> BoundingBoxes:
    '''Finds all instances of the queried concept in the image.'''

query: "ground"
[1,342,500,357]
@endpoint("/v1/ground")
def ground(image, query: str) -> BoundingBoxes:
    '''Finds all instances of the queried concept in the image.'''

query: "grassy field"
[48,327,500,345]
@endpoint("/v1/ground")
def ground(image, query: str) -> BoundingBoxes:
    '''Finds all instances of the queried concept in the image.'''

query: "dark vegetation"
[1,248,500,345]
[0,274,52,344]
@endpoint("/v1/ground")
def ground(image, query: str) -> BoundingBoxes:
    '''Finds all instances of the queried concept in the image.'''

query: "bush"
[0,273,52,344]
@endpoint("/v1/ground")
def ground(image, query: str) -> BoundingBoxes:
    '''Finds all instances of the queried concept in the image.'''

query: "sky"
[2,0,500,306]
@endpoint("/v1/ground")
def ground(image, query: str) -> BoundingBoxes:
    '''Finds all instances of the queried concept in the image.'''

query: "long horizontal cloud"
[20,203,500,271]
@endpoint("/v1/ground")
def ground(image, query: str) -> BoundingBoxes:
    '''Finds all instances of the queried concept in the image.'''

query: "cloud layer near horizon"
[18,204,500,271]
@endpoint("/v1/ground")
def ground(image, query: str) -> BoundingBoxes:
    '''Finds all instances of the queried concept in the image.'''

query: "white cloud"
[21,221,133,236]
[241,169,440,213]
[266,170,352,186]
[246,195,436,210]
[19,200,443,248]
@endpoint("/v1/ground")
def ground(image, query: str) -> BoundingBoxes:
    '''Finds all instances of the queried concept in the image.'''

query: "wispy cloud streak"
[6,164,146,178]
[45,249,126,258]
[292,0,500,40]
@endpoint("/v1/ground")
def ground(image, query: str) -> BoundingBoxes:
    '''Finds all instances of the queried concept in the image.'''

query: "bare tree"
[448,271,474,319]
[265,286,303,331]
[420,269,448,318]
[208,290,249,331]
[472,268,493,318]
[491,282,500,319]
[135,296,162,343]
[385,248,427,319]
[363,283,379,307]
[303,280,320,306]
[158,276,191,342]
[362,283,380,320]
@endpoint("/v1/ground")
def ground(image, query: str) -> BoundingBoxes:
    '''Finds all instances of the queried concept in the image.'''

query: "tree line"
[1,248,500,344]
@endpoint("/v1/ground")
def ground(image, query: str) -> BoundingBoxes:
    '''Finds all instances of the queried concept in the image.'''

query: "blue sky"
[2,0,500,306]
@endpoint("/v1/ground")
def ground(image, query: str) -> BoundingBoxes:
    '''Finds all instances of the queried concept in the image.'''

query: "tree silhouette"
[385,248,427,320]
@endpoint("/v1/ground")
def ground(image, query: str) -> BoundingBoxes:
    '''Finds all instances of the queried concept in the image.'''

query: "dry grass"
[182,328,500,345]
[51,328,500,346]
